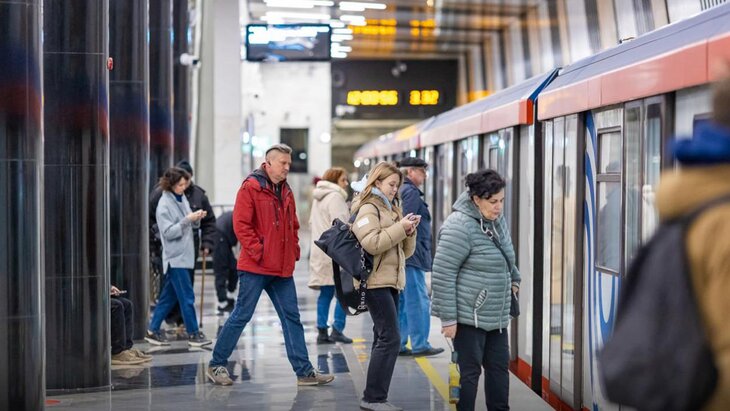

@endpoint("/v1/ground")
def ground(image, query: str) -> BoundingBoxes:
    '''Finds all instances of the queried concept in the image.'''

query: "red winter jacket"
[233,166,300,277]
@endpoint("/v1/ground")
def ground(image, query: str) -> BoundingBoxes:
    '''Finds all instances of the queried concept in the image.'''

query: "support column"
[43,0,111,391]
[149,0,174,188]
[173,0,190,163]
[0,0,44,408]
[109,0,150,339]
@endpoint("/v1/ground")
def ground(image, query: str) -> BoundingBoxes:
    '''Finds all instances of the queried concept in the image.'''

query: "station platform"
[46,234,551,411]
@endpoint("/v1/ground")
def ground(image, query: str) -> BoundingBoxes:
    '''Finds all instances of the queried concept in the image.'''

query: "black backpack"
[598,195,730,411]
[314,210,378,316]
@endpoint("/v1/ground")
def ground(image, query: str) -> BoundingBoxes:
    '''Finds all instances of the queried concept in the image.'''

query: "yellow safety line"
[407,342,457,410]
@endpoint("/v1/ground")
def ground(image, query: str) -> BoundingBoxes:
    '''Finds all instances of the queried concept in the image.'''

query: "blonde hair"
[356,161,404,217]
[322,167,347,184]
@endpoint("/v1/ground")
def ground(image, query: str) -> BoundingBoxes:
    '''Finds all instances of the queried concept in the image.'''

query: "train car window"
[642,103,662,242]
[549,116,565,392]
[456,136,479,192]
[599,132,622,173]
[561,115,579,400]
[596,128,622,274]
[541,120,554,379]
[625,105,642,263]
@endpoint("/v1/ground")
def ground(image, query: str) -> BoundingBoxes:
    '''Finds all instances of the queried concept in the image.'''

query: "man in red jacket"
[206,143,335,387]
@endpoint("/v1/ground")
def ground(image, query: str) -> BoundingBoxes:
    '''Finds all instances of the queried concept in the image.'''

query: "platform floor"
[47,236,551,411]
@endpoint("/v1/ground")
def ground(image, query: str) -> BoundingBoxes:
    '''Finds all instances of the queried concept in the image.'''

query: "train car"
[537,4,730,410]
[354,3,730,410]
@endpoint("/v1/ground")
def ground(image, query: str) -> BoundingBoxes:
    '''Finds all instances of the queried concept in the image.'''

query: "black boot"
[317,327,334,344]
[330,328,353,344]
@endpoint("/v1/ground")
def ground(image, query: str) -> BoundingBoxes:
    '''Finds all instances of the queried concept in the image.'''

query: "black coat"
[400,177,433,271]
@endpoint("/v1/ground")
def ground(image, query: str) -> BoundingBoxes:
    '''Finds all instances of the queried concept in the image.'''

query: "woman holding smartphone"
[146,167,211,347]
[351,161,417,411]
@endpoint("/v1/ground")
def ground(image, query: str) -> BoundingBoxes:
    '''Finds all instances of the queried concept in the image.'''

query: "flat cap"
[397,157,428,168]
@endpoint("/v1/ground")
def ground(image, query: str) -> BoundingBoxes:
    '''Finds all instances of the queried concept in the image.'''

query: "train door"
[541,114,584,410]
[623,97,669,263]
[455,136,480,193]
[482,128,515,226]
[515,124,535,373]
[433,143,454,233]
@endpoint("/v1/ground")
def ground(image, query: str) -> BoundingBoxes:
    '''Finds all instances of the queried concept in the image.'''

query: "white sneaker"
[360,401,403,411]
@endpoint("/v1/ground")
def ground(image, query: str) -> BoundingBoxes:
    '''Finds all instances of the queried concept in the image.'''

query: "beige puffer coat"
[351,195,416,291]
[656,165,730,411]
[308,180,350,289]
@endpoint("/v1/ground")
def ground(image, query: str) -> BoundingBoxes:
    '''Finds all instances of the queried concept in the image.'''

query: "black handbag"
[314,216,375,315]
[484,223,520,318]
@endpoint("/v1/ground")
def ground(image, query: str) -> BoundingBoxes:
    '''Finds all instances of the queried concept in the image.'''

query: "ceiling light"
[331,34,354,41]
[332,51,348,58]
[264,0,334,8]
[339,2,386,11]
[340,14,366,25]
[329,19,346,28]
[263,11,332,21]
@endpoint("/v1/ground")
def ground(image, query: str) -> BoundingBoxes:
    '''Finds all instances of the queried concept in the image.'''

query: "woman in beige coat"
[309,167,354,344]
[351,161,417,411]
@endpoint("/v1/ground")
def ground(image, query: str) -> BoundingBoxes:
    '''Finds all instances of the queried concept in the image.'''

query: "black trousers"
[111,297,135,355]
[363,287,400,403]
[454,324,510,411]
[214,246,237,302]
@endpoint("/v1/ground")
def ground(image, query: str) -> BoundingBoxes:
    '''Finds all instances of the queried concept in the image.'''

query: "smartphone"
[117,290,127,295]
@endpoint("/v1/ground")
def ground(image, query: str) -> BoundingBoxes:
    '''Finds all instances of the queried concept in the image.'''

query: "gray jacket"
[156,191,200,270]
[432,191,521,332]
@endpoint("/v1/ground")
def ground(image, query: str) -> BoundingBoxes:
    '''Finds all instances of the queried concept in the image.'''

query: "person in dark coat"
[149,160,217,328]
[396,157,443,357]
[214,211,238,312]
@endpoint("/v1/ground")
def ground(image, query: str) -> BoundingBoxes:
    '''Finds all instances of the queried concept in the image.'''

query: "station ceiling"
[245,0,536,59]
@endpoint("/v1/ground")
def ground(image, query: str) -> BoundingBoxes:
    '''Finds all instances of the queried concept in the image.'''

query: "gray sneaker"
[188,332,212,347]
[206,366,233,386]
[360,401,403,411]
[297,370,335,386]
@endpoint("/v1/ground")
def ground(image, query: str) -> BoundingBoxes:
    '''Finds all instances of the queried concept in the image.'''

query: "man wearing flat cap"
[397,157,444,357]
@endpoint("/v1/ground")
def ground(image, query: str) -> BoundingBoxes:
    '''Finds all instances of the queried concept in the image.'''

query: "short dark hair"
[465,169,506,199]
[159,167,191,192]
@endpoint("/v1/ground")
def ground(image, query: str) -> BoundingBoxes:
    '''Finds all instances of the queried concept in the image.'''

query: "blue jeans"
[398,266,433,353]
[149,267,199,334]
[317,285,346,332]
[209,271,315,377]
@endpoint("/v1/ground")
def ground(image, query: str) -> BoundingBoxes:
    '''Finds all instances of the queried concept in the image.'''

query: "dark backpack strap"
[680,192,730,226]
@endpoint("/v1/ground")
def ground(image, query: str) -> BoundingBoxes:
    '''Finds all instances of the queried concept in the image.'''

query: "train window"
[456,136,479,193]
[625,99,665,263]
[597,182,621,273]
[599,132,622,173]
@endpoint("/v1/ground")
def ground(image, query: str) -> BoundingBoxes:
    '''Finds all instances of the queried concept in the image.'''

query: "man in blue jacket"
[397,157,444,357]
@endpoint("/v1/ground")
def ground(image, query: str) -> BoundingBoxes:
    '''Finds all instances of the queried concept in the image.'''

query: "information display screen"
[246,24,331,62]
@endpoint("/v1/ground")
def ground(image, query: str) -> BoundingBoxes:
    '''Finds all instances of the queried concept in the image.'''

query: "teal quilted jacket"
[432,191,521,332]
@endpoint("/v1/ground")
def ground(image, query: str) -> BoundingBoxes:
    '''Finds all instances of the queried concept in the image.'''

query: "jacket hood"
[656,164,730,221]
[452,191,482,220]
[313,180,347,201]
[248,164,289,192]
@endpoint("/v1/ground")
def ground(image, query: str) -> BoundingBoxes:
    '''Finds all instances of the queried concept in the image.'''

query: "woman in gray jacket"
[432,169,521,411]
[146,167,211,347]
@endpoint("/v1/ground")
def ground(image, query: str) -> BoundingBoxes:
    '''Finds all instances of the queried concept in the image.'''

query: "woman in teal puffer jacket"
[432,169,521,411]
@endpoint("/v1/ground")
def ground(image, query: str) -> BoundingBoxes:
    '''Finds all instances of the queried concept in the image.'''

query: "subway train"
[353,4,730,411]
